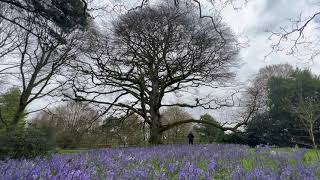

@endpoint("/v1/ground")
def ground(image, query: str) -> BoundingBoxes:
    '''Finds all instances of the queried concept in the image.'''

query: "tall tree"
[0,19,82,131]
[231,64,294,132]
[241,68,320,148]
[265,69,320,147]
[67,1,240,144]
[247,64,293,113]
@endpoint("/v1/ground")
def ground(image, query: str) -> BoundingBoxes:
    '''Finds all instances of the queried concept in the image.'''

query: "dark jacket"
[187,133,194,139]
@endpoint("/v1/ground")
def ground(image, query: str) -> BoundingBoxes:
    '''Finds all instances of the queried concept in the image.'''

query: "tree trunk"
[149,108,163,144]
[147,74,162,144]
[309,125,317,149]
[149,126,163,144]
[148,113,164,144]
[7,105,26,132]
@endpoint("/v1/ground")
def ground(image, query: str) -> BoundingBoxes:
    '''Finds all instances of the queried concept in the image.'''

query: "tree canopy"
[194,114,225,144]
[243,69,320,147]
[68,1,239,144]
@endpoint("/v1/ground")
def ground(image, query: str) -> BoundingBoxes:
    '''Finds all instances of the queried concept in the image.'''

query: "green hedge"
[0,127,55,160]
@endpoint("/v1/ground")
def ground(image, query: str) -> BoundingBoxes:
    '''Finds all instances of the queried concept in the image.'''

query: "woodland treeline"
[0,0,319,159]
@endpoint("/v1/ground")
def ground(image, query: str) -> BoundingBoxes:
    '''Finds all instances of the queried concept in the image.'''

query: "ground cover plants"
[1,144,319,179]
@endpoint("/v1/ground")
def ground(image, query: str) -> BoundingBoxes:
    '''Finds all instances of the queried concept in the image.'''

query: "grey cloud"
[251,0,310,33]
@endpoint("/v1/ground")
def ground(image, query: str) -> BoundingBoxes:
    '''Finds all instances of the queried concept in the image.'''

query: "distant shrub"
[0,127,55,160]
[222,132,249,145]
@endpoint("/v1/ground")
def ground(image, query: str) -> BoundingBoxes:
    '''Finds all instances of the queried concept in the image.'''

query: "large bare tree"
[67,2,240,144]
[0,18,82,130]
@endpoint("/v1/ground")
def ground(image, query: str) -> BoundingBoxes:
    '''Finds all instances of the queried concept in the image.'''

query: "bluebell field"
[0,144,319,179]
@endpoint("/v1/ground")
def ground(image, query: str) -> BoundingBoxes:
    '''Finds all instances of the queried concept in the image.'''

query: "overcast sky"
[29,0,320,121]
[184,0,320,121]
[221,0,320,81]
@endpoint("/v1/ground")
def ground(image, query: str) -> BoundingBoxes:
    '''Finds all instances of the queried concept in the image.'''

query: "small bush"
[0,127,55,160]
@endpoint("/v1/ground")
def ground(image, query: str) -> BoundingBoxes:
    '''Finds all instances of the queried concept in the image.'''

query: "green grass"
[241,158,255,171]
[303,149,320,163]
[271,147,320,161]
[239,147,320,174]
[56,149,86,154]
[54,146,320,165]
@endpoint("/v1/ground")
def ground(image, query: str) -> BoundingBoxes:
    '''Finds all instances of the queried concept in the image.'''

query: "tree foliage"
[244,69,320,147]
[0,126,54,160]
[0,88,25,131]
[194,114,224,144]
[97,114,147,147]
[31,102,101,148]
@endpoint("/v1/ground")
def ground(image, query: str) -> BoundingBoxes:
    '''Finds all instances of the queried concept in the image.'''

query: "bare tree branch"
[67,1,240,144]
[268,10,320,60]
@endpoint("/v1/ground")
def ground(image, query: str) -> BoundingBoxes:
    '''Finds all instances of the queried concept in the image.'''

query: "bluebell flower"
[208,160,217,170]
[168,163,175,173]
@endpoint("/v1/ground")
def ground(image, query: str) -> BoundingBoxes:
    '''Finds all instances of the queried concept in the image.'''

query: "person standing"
[187,132,194,144]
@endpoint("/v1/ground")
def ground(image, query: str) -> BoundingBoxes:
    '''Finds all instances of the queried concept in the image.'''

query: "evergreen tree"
[246,69,320,147]
[0,88,25,131]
